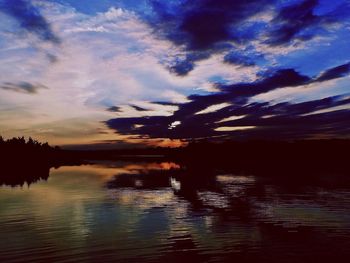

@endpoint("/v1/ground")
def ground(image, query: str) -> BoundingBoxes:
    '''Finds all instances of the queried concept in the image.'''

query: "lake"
[0,161,349,262]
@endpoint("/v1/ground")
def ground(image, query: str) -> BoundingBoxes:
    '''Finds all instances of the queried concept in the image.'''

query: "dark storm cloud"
[141,0,350,75]
[168,51,211,76]
[108,68,308,137]
[143,0,273,75]
[315,62,350,82]
[0,0,60,43]
[131,105,149,112]
[106,63,350,140]
[152,0,272,50]
[169,58,195,76]
[169,68,310,120]
[224,52,256,67]
[107,94,350,140]
[107,106,122,113]
[0,82,48,94]
[265,0,350,46]
[152,101,181,106]
[266,0,320,46]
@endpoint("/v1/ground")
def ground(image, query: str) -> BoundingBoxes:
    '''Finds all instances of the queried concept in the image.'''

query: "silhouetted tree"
[0,136,62,186]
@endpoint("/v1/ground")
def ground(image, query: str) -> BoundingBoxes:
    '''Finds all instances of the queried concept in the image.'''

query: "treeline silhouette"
[69,139,350,175]
[1,136,349,186]
[0,136,67,186]
[171,139,350,178]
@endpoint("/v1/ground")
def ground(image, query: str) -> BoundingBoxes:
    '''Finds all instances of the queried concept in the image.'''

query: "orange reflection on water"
[123,162,180,172]
[52,162,181,181]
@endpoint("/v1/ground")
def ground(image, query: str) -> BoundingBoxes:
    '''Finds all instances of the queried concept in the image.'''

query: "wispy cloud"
[0,0,60,43]
[0,81,47,94]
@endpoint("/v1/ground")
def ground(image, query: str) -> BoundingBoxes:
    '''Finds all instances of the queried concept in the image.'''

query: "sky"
[0,0,349,147]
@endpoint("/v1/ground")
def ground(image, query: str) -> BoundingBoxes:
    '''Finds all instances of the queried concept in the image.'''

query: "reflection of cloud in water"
[198,192,230,209]
[1,162,350,262]
[255,191,350,230]
[216,174,256,197]
[216,175,255,184]
[170,177,181,191]
[108,189,175,210]
[53,161,180,181]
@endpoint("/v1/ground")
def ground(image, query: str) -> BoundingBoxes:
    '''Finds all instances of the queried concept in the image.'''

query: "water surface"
[0,162,349,262]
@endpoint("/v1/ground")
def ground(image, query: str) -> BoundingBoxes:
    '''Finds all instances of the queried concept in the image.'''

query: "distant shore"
[1,137,349,186]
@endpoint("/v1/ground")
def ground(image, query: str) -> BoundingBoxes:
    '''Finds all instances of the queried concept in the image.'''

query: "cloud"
[0,1,349,145]
[2,2,250,144]
[266,0,320,46]
[135,0,350,76]
[146,0,272,50]
[138,0,274,75]
[223,52,256,67]
[266,0,350,46]
[316,62,350,82]
[152,101,181,107]
[107,93,350,140]
[107,106,122,113]
[131,105,149,112]
[0,81,47,94]
[0,0,60,43]
[107,63,350,140]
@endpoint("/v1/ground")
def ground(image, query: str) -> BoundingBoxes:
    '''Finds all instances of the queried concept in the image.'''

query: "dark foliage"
[0,136,61,186]
[1,135,349,187]
[172,139,350,177]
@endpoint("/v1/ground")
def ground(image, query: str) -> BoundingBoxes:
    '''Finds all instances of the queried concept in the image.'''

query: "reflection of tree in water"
[106,164,350,262]
[106,162,350,213]
[0,164,50,187]
[158,234,209,263]
[0,136,59,186]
